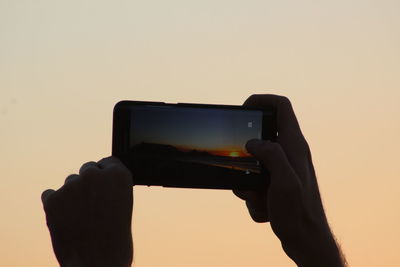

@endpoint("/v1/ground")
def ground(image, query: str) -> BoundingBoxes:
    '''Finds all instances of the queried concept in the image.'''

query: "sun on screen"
[229,151,240,157]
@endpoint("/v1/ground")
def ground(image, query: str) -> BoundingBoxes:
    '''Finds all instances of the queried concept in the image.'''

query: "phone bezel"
[112,101,276,190]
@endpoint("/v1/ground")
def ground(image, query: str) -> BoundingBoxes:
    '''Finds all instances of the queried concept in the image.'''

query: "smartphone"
[112,101,276,190]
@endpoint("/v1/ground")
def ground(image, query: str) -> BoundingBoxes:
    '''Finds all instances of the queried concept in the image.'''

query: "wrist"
[61,251,132,267]
[282,224,345,267]
[58,233,133,267]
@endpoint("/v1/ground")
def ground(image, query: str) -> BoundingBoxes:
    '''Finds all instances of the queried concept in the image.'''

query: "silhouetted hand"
[234,95,346,267]
[41,156,133,267]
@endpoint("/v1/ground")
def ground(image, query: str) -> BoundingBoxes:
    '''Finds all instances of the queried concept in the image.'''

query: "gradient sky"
[1,0,399,266]
[130,105,262,154]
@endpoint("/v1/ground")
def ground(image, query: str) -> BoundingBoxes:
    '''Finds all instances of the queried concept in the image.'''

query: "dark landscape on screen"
[128,105,264,187]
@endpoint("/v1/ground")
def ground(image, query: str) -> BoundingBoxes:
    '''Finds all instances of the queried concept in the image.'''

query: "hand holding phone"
[234,95,346,267]
[41,157,133,267]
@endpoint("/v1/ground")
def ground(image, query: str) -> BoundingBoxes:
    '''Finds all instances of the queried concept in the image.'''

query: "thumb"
[246,139,300,190]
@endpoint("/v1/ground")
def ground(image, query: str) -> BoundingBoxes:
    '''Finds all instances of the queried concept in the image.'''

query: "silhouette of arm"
[234,95,347,267]
[41,156,133,267]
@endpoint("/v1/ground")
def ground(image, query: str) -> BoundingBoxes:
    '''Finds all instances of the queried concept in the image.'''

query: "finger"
[232,189,250,200]
[246,139,304,223]
[64,174,79,184]
[97,156,133,187]
[79,161,99,175]
[233,189,262,201]
[246,139,301,190]
[243,94,303,140]
[233,189,270,223]
[41,189,55,204]
[246,201,269,223]
[244,94,312,180]
[97,156,124,169]
[243,94,309,154]
[97,156,121,168]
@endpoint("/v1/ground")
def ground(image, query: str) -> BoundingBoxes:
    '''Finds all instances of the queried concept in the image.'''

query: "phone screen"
[129,105,263,176]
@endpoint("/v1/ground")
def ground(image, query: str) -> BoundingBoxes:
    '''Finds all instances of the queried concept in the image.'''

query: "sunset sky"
[1,1,399,266]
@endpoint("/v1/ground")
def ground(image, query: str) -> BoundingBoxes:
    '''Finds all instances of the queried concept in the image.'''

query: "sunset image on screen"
[129,105,262,174]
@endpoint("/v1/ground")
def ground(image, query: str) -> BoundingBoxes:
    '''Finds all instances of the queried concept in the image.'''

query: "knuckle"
[291,137,312,160]
[243,94,260,106]
[294,137,310,152]
[248,94,261,100]
[80,167,99,179]
[299,136,309,148]
[301,140,312,160]
[277,95,291,106]
[42,193,57,213]
[64,174,78,184]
